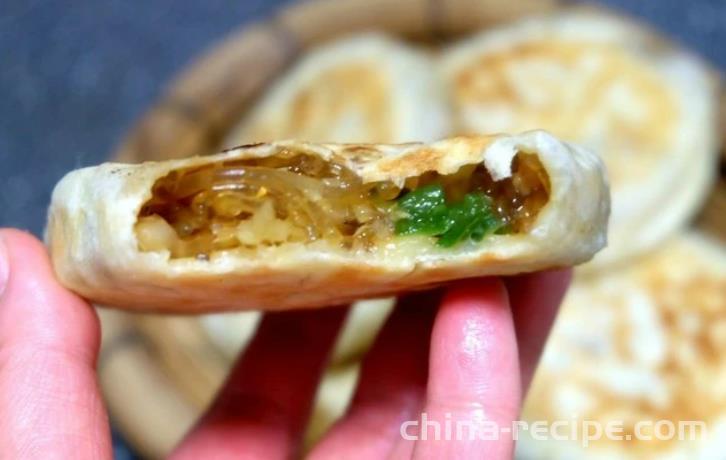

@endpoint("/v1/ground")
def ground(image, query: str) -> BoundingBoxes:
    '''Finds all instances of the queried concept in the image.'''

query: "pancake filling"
[135,149,550,259]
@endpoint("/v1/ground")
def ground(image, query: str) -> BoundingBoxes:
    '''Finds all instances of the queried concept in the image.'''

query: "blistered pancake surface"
[443,13,718,270]
[452,40,677,189]
[230,34,450,144]
[239,63,393,143]
[519,234,726,459]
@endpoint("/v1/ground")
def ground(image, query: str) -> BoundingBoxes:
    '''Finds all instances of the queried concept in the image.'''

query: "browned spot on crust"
[376,148,444,176]
[338,145,385,165]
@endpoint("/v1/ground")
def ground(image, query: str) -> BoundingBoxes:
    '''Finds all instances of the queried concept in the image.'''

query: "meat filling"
[135,149,550,259]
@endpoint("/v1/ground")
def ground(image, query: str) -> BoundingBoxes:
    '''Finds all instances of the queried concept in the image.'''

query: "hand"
[0,228,570,459]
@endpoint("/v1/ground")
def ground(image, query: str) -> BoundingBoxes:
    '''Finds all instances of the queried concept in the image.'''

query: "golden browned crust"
[46,131,609,312]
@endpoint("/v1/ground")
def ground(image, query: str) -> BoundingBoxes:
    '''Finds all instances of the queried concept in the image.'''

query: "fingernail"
[0,232,8,298]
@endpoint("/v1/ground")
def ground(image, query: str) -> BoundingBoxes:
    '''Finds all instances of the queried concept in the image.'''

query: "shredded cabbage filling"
[135,149,549,259]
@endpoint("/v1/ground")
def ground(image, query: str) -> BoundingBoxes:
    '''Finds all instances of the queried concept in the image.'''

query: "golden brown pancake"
[442,12,719,272]
[229,34,451,144]
[46,132,609,312]
[519,233,726,459]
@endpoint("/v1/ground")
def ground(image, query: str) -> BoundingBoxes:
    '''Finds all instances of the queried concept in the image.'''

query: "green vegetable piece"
[394,184,505,247]
[394,184,451,236]
[438,193,495,247]
[397,184,445,215]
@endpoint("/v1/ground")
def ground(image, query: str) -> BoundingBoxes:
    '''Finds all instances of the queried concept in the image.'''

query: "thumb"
[0,229,112,459]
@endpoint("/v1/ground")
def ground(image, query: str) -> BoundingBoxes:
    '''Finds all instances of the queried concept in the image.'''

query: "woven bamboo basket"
[99,0,725,458]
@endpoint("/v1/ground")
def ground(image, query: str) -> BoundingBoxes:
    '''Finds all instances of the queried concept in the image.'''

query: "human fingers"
[0,229,111,459]
[309,291,440,460]
[412,278,520,460]
[504,269,571,390]
[172,306,346,460]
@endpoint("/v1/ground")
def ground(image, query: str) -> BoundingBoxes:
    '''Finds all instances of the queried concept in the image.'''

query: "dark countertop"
[0,1,723,458]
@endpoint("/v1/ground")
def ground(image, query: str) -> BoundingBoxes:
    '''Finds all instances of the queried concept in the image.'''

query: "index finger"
[412,278,520,460]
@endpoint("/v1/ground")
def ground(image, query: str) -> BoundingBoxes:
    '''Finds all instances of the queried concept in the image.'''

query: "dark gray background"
[1,1,723,458]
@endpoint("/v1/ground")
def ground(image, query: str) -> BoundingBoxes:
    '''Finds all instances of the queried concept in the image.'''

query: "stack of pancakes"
[205,11,723,457]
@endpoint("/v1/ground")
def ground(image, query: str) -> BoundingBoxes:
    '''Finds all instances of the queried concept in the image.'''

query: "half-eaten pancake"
[46,131,608,312]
